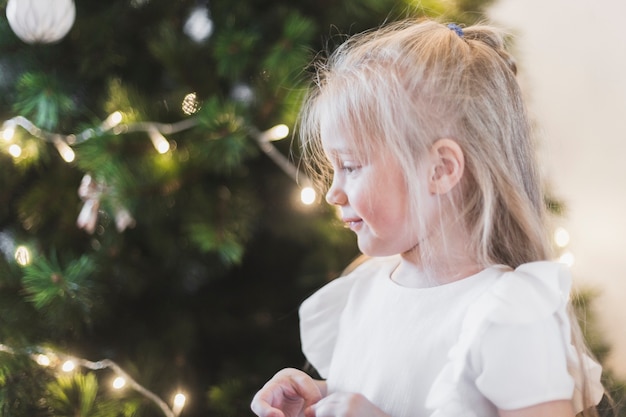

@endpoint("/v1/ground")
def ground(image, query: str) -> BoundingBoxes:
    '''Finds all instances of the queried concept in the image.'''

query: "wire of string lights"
[0,112,317,205]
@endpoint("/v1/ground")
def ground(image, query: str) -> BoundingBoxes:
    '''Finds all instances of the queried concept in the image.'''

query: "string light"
[2,123,15,141]
[14,245,31,266]
[2,340,185,417]
[112,376,126,389]
[61,360,76,372]
[300,186,316,205]
[559,251,575,267]
[172,392,186,415]
[553,226,574,267]
[0,115,311,201]
[102,111,124,130]
[148,128,171,154]
[554,227,570,248]
[1,112,308,417]
[252,125,312,194]
[36,354,51,367]
[181,92,200,115]
[53,136,76,162]
[0,342,187,417]
[2,114,315,240]
[261,124,289,141]
[0,113,192,148]
[8,144,22,158]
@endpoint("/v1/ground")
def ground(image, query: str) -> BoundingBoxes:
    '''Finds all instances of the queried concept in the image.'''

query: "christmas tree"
[5,0,622,416]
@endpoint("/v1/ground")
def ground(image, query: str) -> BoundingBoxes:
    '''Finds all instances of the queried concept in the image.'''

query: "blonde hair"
[298,18,604,415]
[300,18,549,268]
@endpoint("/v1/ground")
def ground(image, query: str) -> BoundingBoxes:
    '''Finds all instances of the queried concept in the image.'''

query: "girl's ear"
[427,138,465,195]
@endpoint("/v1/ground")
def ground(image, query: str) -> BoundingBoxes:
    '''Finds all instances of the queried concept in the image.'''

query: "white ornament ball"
[183,6,213,43]
[6,0,76,44]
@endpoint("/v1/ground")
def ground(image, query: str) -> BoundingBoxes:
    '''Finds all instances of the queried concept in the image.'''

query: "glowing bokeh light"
[264,124,289,141]
[554,227,570,248]
[104,111,123,128]
[8,144,22,158]
[559,251,575,267]
[300,187,316,205]
[61,360,76,372]
[112,376,126,389]
[183,5,213,42]
[54,139,75,162]
[36,354,51,367]
[149,130,170,154]
[172,392,186,415]
[14,245,31,266]
[181,92,200,115]
[2,125,15,141]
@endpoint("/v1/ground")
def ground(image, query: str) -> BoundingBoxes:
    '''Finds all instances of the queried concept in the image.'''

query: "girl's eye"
[341,164,360,173]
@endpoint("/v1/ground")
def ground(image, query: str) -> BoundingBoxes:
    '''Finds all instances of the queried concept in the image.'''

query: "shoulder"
[298,255,399,378]
[460,261,573,366]
[477,261,572,325]
[427,262,590,414]
[300,255,399,315]
[467,262,603,411]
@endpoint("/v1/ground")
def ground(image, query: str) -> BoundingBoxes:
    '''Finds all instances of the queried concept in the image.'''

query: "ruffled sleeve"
[299,270,359,378]
[299,256,398,378]
[426,262,604,416]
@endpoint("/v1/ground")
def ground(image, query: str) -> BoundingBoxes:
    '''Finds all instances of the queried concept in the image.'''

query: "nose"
[325,178,347,206]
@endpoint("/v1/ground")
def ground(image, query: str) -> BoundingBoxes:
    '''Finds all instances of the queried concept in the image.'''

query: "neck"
[391,255,484,288]
[391,233,484,288]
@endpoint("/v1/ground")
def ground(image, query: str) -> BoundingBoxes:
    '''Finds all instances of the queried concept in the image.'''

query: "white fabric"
[299,257,604,417]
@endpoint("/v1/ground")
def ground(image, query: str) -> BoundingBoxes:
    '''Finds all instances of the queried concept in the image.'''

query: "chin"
[357,244,400,258]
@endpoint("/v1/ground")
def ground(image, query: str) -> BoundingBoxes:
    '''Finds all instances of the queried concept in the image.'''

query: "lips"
[342,218,363,230]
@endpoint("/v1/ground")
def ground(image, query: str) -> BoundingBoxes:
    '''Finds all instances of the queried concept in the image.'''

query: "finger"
[250,401,284,417]
[304,404,317,417]
[250,389,285,417]
[304,395,331,417]
[304,400,333,417]
[287,372,324,405]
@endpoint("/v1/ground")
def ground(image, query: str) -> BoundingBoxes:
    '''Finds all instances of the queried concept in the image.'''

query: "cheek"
[357,177,407,223]
[347,182,372,213]
[380,180,414,228]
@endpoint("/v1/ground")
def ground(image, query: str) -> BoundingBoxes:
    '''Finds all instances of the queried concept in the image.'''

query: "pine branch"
[0,343,184,417]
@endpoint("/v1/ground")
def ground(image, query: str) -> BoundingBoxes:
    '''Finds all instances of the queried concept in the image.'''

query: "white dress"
[299,256,603,417]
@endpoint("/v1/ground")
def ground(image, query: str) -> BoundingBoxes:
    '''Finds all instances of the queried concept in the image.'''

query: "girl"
[250,19,605,417]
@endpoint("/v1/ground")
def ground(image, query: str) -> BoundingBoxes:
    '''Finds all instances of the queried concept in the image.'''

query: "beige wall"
[489,0,626,378]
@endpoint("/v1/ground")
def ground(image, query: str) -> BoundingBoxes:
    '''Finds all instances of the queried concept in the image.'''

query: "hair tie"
[447,23,464,38]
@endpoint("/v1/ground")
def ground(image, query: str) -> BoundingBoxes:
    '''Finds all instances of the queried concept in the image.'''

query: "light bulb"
[112,376,126,389]
[172,392,186,415]
[53,137,75,162]
[14,245,31,266]
[559,251,575,267]
[148,129,170,154]
[8,144,22,158]
[61,360,75,372]
[300,187,316,205]
[554,227,570,248]
[2,125,15,141]
[36,354,51,367]
[263,124,289,141]
[103,111,123,130]
[181,93,200,115]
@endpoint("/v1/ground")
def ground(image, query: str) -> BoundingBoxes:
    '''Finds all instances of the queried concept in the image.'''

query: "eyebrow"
[324,148,358,163]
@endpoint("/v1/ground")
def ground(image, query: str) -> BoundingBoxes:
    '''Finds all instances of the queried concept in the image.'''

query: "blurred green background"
[1,0,622,416]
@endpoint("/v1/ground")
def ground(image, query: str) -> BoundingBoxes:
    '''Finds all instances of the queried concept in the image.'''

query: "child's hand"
[305,392,390,417]
[251,368,325,417]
